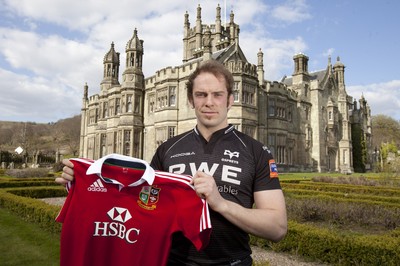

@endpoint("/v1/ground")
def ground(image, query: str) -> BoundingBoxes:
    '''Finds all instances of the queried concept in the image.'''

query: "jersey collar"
[87,154,155,187]
[193,124,235,141]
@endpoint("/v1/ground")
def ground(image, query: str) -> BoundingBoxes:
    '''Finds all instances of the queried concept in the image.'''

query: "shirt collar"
[87,153,155,186]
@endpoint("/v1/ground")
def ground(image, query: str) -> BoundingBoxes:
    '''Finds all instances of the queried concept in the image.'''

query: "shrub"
[5,168,50,178]
[52,161,64,173]
[285,196,400,231]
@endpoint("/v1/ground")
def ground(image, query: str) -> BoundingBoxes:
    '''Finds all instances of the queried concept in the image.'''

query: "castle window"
[268,99,275,116]
[233,82,240,102]
[100,133,107,157]
[243,126,255,138]
[148,94,155,113]
[126,95,132,112]
[134,95,141,114]
[115,98,121,115]
[277,99,286,118]
[123,130,131,156]
[169,86,176,106]
[103,102,108,118]
[288,105,293,122]
[156,126,176,147]
[276,134,287,164]
[328,111,333,120]
[89,109,96,125]
[133,129,141,157]
[233,90,239,102]
[242,83,255,105]
[268,134,276,157]
[108,100,114,117]
[156,127,167,147]
[168,126,175,139]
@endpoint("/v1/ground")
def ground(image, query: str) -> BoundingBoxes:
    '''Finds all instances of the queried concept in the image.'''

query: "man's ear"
[188,99,194,109]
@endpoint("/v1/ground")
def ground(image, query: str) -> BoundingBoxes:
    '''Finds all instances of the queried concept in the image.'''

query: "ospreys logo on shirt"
[138,186,160,210]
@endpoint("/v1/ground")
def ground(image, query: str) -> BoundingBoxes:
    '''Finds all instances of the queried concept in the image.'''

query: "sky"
[0,0,399,123]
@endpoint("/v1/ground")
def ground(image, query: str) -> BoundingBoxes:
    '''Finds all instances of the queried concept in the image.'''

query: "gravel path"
[41,197,326,265]
[251,246,326,265]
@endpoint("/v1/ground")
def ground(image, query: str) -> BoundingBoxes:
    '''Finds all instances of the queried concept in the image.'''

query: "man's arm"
[192,171,287,242]
[55,159,75,185]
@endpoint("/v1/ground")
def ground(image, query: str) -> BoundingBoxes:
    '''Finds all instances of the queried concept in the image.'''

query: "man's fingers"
[62,158,74,168]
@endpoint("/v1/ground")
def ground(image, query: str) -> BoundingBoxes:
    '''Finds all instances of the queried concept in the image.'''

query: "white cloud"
[270,0,312,24]
[347,80,400,121]
[0,0,397,124]
[0,69,81,123]
[322,48,335,58]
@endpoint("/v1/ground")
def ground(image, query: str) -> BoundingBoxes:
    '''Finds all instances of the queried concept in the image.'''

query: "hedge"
[251,220,400,265]
[0,187,63,234]
[1,183,399,265]
[282,181,400,197]
[0,177,58,188]
[284,188,400,205]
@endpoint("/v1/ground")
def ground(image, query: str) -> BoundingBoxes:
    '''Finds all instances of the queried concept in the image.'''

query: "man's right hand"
[55,159,75,185]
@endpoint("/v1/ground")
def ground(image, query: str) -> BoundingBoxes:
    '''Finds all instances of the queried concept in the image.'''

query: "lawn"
[0,207,60,266]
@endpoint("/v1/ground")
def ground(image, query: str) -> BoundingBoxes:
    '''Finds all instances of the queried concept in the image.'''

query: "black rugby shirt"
[150,124,281,265]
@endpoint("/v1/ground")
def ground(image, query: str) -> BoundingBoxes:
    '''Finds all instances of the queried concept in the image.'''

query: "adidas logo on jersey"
[88,178,107,192]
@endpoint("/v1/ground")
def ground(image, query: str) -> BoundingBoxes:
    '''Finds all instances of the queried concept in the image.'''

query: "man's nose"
[205,94,214,106]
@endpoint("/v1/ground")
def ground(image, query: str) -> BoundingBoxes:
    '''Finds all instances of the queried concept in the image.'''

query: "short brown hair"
[186,60,234,102]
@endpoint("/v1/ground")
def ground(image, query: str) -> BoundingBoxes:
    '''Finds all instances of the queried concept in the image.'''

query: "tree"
[51,115,81,156]
[371,114,400,150]
[352,124,366,172]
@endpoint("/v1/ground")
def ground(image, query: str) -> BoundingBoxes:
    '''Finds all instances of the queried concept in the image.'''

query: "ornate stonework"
[79,5,372,173]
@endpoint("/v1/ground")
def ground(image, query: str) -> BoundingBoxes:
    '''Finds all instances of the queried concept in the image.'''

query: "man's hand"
[55,159,75,185]
[191,171,287,242]
[191,171,227,212]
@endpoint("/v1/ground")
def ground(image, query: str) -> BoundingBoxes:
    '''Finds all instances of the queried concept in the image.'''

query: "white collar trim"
[86,153,155,187]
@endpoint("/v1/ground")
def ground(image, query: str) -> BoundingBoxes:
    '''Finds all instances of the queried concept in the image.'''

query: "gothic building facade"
[79,4,372,173]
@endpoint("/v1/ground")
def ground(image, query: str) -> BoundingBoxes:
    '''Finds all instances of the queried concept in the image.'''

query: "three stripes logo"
[88,178,107,192]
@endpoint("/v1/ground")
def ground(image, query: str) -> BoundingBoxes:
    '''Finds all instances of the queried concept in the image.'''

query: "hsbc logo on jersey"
[93,207,140,244]
[107,207,132,223]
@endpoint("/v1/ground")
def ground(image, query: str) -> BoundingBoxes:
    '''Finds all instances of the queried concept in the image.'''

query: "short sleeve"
[253,144,282,192]
[176,187,212,250]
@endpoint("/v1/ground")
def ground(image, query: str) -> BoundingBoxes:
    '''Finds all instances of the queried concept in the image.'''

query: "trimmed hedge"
[251,220,400,265]
[0,187,63,234]
[7,186,67,198]
[282,181,400,197]
[1,179,399,265]
[284,188,400,205]
[0,177,58,188]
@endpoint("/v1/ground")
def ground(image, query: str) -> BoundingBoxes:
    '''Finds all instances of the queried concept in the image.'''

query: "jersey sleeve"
[253,143,282,192]
[55,167,78,223]
[150,146,165,171]
[176,184,212,250]
[55,159,90,223]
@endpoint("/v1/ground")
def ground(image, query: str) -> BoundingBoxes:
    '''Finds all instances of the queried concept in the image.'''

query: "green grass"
[0,207,60,266]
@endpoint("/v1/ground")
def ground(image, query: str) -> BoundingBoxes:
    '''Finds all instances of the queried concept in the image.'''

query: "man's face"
[191,72,233,132]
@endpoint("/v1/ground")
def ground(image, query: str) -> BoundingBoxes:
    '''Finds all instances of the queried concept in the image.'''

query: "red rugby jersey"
[56,154,211,266]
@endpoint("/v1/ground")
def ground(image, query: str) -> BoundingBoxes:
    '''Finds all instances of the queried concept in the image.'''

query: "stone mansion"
[78,4,372,173]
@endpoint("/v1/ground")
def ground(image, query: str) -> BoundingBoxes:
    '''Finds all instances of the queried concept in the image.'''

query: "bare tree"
[372,114,400,149]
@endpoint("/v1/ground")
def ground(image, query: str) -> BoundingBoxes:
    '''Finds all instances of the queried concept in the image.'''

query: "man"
[57,60,287,265]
